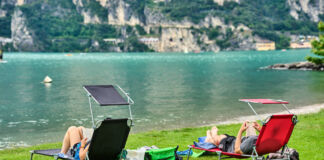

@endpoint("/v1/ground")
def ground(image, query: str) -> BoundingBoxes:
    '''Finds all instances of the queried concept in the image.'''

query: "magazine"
[82,128,94,140]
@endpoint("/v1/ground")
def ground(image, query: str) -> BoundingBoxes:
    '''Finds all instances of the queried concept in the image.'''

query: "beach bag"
[145,146,180,160]
[126,148,146,160]
[266,148,299,160]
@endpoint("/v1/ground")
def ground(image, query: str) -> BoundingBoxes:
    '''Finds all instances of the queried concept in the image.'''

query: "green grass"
[1,110,324,160]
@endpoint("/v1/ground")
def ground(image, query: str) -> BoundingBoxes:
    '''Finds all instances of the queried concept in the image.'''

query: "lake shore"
[1,105,324,160]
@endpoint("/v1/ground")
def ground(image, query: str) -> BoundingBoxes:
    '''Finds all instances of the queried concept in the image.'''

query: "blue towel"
[193,141,217,150]
[176,149,193,156]
[198,136,206,143]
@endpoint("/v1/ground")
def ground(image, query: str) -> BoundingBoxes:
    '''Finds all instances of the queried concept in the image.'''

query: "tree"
[307,22,324,64]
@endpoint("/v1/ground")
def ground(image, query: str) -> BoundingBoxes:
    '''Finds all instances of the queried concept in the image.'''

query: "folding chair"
[187,99,298,160]
[188,114,297,160]
[30,118,131,160]
[30,85,134,160]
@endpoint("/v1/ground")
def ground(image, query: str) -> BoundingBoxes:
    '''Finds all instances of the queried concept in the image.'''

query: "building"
[290,42,312,49]
[289,35,316,49]
[103,38,124,44]
[138,37,159,44]
[256,41,275,51]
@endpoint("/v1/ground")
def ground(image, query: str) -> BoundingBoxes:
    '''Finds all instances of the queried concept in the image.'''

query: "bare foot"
[205,130,214,143]
[211,126,218,137]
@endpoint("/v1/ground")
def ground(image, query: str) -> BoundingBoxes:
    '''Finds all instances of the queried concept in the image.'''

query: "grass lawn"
[1,110,324,160]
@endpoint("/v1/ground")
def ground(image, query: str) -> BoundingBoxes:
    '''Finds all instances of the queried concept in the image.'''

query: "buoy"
[43,76,52,83]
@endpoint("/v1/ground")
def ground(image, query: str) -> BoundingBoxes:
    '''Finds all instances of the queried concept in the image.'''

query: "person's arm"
[79,138,89,160]
[234,121,247,154]
[253,122,262,132]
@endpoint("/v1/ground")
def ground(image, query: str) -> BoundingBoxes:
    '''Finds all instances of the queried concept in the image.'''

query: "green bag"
[145,147,178,160]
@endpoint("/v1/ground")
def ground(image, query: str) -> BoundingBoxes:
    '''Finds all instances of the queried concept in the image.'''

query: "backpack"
[266,148,299,160]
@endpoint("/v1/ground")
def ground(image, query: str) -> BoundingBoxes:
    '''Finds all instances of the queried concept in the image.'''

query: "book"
[246,122,257,136]
[82,128,94,140]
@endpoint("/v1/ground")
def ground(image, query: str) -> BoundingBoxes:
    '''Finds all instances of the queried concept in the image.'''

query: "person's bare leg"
[60,126,84,153]
[205,130,215,144]
[211,126,219,144]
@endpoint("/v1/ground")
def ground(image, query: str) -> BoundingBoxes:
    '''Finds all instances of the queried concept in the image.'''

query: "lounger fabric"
[31,149,74,160]
[87,118,130,159]
[83,85,129,106]
[255,114,295,155]
[190,146,250,159]
[239,99,289,104]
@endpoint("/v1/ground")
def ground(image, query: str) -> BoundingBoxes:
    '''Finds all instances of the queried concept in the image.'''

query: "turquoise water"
[0,49,323,149]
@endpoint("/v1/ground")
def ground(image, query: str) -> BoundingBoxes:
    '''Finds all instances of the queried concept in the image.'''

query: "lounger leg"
[30,153,33,160]
[216,151,221,160]
[186,147,192,160]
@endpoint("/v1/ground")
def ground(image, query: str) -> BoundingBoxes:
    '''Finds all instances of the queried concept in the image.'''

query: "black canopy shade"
[83,85,129,106]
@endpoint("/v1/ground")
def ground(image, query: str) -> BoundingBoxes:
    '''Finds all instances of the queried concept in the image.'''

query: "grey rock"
[264,61,324,71]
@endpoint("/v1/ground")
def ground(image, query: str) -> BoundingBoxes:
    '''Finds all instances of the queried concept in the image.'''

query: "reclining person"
[59,126,92,160]
[205,121,262,154]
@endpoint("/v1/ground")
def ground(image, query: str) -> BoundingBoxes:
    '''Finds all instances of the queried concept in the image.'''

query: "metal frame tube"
[88,94,96,129]
[85,85,134,128]
[247,102,259,116]
[116,85,134,104]
[281,104,291,114]
[116,85,134,122]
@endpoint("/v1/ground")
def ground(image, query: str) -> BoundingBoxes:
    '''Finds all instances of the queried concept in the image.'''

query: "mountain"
[0,0,323,52]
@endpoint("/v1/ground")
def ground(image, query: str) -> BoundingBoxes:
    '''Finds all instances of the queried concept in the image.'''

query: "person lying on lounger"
[205,121,262,154]
[58,126,92,160]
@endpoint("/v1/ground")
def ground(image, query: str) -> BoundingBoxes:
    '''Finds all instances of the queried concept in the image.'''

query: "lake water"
[0,49,323,149]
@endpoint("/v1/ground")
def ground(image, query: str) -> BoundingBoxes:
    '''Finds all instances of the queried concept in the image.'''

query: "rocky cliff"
[1,0,322,52]
[288,0,323,22]
[11,9,40,51]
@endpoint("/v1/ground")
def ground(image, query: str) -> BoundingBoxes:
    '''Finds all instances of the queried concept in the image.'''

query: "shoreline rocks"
[263,61,324,71]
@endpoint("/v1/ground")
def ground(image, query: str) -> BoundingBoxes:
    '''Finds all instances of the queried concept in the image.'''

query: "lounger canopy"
[239,99,289,104]
[84,85,130,106]
[239,99,291,116]
[83,85,134,128]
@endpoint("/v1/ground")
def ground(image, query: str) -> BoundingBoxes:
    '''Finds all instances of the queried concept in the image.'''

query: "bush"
[307,22,324,64]
[135,25,147,35]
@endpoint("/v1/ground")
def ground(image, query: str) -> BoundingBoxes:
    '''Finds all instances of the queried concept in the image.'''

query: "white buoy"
[43,76,52,83]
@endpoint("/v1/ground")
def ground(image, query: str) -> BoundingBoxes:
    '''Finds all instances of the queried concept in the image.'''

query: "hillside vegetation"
[0,0,322,52]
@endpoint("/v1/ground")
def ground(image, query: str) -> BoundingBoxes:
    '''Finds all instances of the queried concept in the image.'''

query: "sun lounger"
[30,118,131,160]
[187,114,298,160]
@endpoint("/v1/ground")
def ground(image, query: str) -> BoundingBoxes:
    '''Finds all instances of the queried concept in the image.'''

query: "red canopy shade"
[239,99,289,104]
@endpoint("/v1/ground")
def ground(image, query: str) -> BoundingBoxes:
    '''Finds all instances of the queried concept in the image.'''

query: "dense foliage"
[307,22,324,64]
[0,3,14,37]
[0,0,321,52]
[82,0,108,21]
[16,0,151,52]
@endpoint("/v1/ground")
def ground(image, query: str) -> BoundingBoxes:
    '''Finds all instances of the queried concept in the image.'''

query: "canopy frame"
[239,99,291,117]
[84,85,134,128]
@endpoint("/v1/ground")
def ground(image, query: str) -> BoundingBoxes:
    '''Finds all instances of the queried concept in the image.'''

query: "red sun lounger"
[188,114,298,160]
